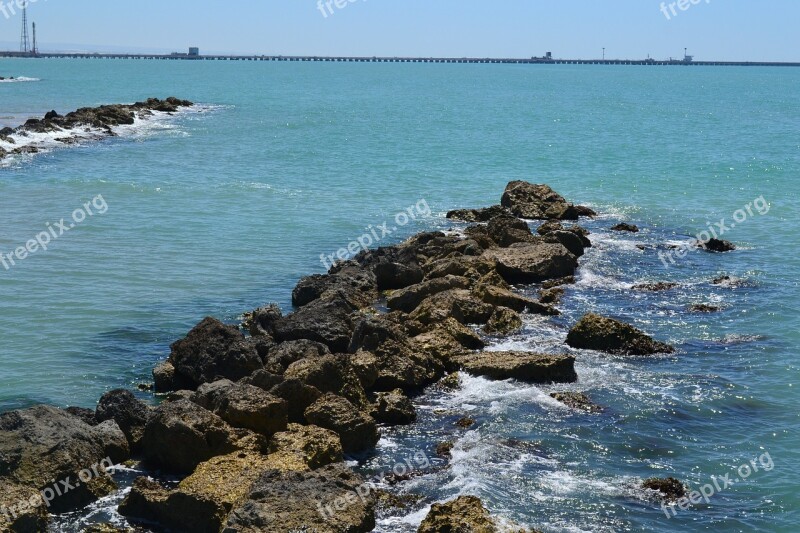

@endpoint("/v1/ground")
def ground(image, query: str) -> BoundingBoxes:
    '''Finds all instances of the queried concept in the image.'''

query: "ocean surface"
[0,58,798,532]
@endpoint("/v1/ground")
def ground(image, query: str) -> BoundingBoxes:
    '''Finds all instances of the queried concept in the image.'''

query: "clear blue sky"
[1,0,797,61]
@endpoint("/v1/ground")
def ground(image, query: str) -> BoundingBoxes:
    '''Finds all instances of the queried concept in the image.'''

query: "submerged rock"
[611,222,639,233]
[454,352,577,383]
[566,313,675,355]
[700,238,736,252]
[688,303,722,313]
[642,477,687,502]
[550,392,602,413]
[632,282,679,292]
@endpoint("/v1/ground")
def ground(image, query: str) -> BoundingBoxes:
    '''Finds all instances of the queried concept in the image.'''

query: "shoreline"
[0,180,717,531]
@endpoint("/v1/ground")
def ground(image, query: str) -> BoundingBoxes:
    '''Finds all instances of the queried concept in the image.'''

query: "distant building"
[189,47,200,56]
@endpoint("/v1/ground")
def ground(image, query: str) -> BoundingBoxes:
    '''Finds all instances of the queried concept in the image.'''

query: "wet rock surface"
[566,313,675,355]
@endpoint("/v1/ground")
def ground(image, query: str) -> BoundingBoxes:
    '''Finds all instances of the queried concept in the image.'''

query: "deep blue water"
[1,59,798,532]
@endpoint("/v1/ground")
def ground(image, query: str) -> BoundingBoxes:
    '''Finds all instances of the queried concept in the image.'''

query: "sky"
[0,0,797,62]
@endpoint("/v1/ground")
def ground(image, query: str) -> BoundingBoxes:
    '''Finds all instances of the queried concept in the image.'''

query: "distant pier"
[1,51,799,67]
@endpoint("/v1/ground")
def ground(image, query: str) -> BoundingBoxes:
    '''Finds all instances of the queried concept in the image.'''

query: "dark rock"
[387,275,472,313]
[272,296,357,353]
[44,110,61,120]
[350,246,423,291]
[304,393,380,453]
[161,317,263,391]
[269,379,323,424]
[242,304,282,338]
[436,441,454,458]
[454,352,577,383]
[141,400,238,473]
[544,230,587,257]
[241,369,284,391]
[501,181,583,220]
[541,276,575,289]
[0,405,128,513]
[292,263,377,309]
[192,380,288,437]
[700,238,736,252]
[484,242,578,285]
[566,313,674,355]
[95,389,152,453]
[550,392,602,413]
[65,406,97,426]
[611,222,639,233]
[688,304,722,313]
[283,354,368,409]
[446,205,513,222]
[0,481,49,532]
[223,464,375,533]
[410,289,496,326]
[486,215,536,247]
[263,339,330,374]
[473,283,557,315]
[371,389,417,425]
[642,477,687,502]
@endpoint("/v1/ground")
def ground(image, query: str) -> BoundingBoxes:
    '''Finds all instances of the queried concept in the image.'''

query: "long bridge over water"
[2,52,799,67]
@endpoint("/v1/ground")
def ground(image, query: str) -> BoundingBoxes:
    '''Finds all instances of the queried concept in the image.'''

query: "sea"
[0,58,798,532]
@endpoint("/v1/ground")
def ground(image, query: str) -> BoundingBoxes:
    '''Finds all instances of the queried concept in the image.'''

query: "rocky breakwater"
[0,97,194,161]
[0,181,677,532]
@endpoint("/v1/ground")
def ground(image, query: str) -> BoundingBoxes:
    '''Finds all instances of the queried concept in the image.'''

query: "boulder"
[423,255,498,282]
[292,263,377,309]
[161,317,263,391]
[566,313,674,355]
[64,406,98,426]
[700,238,736,252]
[539,287,564,305]
[611,222,639,233]
[371,389,417,425]
[272,296,357,353]
[283,354,368,409]
[446,205,512,222]
[410,289,496,326]
[484,242,578,285]
[268,379,323,424]
[0,481,50,532]
[501,181,585,220]
[543,230,587,257]
[0,405,128,513]
[263,339,330,374]
[141,400,238,473]
[483,306,523,335]
[267,423,344,469]
[688,304,722,313]
[453,352,577,383]
[632,282,678,292]
[473,283,557,315]
[418,496,497,533]
[95,389,152,453]
[223,464,375,533]
[242,304,282,338]
[348,245,424,291]
[192,380,288,437]
[486,215,536,247]
[304,394,380,453]
[387,275,471,313]
[120,451,284,533]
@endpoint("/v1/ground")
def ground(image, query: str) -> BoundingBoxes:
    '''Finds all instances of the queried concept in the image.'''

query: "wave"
[0,76,40,83]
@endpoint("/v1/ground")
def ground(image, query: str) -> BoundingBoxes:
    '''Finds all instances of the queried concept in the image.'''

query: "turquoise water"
[1,59,799,531]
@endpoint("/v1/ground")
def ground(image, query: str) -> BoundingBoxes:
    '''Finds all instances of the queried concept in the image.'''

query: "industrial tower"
[20,2,30,53]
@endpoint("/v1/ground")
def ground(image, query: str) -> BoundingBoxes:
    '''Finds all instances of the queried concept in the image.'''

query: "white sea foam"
[0,76,40,83]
